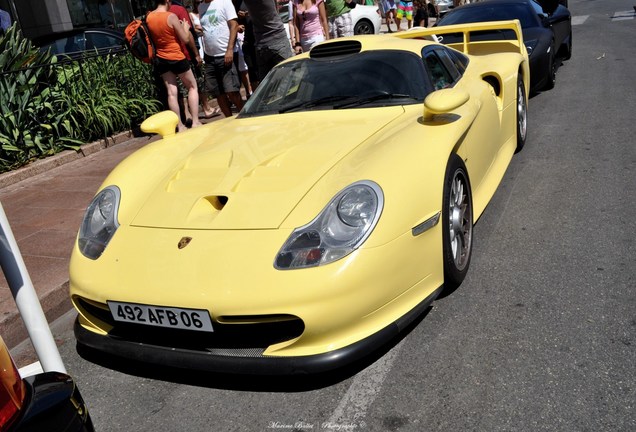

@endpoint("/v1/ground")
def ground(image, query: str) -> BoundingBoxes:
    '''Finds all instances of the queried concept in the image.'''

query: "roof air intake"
[310,40,362,59]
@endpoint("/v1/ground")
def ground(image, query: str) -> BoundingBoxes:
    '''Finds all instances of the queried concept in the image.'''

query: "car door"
[531,0,569,48]
[422,46,502,194]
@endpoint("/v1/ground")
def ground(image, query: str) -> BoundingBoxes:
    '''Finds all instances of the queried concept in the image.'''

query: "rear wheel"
[442,154,473,289]
[516,76,528,152]
[354,19,374,35]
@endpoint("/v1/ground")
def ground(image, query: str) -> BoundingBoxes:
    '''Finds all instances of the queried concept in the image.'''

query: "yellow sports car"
[70,21,529,375]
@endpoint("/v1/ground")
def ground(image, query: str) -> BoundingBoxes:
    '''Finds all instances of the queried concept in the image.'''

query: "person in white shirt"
[198,0,244,117]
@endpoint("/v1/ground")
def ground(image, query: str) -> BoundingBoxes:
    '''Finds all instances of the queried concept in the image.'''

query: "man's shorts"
[328,12,353,39]
[204,54,240,98]
[396,1,414,20]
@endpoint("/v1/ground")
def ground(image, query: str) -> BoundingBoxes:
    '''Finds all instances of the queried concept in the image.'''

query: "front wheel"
[442,154,473,289]
[515,76,528,152]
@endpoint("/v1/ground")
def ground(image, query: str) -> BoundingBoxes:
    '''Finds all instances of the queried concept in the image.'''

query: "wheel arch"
[353,18,374,35]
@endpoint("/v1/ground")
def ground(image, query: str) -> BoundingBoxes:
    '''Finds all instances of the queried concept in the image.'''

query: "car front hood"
[130,108,404,230]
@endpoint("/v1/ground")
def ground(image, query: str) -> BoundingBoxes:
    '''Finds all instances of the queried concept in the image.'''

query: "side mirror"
[423,88,469,121]
[141,110,179,138]
[539,14,551,28]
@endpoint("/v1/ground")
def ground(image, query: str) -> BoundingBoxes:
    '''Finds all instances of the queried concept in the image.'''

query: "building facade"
[2,0,135,39]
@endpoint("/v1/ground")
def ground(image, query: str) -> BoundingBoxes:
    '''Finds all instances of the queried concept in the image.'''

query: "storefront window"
[67,0,133,29]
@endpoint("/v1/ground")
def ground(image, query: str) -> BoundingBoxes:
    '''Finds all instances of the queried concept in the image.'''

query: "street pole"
[0,202,66,374]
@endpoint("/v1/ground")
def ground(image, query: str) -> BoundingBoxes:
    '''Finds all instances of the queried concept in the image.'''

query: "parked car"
[431,0,455,18]
[351,4,382,34]
[0,335,94,431]
[32,27,126,60]
[70,20,529,375]
[436,0,572,92]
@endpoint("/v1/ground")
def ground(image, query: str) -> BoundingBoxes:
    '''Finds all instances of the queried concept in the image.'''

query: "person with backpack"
[146,0,202,132]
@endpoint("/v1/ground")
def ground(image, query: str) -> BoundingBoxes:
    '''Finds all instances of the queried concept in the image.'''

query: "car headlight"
[524,39,538,56]
[275,181,383,270]
[78,186,120,260]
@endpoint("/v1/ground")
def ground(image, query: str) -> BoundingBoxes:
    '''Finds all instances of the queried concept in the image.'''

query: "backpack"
[124,17,155,64]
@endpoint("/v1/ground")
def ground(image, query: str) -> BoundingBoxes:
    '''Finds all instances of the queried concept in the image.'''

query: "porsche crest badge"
[178,237,192,249]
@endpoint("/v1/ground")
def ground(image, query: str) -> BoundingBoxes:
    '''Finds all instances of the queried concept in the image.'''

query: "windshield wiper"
[279,95,356,113]
[334,93,420,108]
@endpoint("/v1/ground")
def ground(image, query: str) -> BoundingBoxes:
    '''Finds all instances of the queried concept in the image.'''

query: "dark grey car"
[32,27,126,60]
[436,0,572,92]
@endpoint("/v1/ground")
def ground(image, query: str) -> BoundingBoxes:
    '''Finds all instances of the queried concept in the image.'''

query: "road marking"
[611,11,635,21]
[571,15,589,25]
[19,361,43,378]
[325,339,405,429]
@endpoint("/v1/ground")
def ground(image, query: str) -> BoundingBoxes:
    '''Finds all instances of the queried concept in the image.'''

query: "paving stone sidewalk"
[0,131,160,352]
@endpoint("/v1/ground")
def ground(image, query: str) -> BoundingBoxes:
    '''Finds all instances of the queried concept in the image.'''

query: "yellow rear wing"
[394,20,528,59]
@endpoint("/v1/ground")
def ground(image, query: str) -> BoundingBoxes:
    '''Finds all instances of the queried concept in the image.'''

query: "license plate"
[107,301,214,332]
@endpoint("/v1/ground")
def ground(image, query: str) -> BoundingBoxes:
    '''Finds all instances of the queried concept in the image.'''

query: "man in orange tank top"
[147,0,202,132]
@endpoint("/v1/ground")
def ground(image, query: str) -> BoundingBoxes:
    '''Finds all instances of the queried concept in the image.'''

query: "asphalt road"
[17,1,636,431]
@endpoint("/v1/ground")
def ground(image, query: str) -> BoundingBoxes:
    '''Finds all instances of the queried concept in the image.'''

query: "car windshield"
[437,3,539,29]
[239,51,430,117]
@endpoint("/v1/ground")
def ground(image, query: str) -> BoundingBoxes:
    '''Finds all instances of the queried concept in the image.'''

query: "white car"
[351,4,382,34]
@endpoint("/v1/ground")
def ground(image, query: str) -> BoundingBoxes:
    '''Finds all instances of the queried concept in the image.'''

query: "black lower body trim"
[74,286,442,375]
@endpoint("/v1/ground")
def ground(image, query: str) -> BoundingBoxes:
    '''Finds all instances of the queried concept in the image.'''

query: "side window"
[436,48,462,82]
[62,35,84,53]
[448,49,469,74]
[530,0,547,16]
[87,33,122,50]
[423,49,456,91]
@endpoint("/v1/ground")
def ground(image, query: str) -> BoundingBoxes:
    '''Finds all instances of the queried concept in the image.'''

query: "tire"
[442,154,473,289]
[564,32,572,60]
[354,19,374,35]
[543,43,556,90]
[515,76,528,153]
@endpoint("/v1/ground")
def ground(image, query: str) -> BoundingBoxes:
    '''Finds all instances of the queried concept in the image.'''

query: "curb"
[0,130,136,351]
[0,130,135,190]
[1,283,72,351]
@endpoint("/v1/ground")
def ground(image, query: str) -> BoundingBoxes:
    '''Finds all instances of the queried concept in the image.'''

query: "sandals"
[200,107,222,119]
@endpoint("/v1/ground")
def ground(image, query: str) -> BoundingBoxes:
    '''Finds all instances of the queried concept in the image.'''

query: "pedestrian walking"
[198,0,244,117]
[240,0,293,87]
[277,0,296,49]
[324,0,358,38]
[188,1,221,118]
[146,0,202,133]
[235,23,254,99]
[169,0,213,125]
[292,0,329,54]
[379,0,397,32]
[395,0,414,30]
[236,5,260,94]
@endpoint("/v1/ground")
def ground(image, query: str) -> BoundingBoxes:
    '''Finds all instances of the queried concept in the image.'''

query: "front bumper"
[74,286,441,375]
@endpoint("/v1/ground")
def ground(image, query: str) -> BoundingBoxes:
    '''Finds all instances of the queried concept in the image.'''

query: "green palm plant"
[0,24,69,171]
[0,25,161,173]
